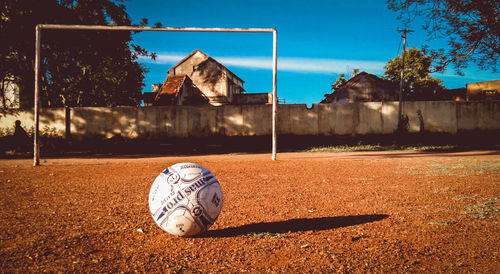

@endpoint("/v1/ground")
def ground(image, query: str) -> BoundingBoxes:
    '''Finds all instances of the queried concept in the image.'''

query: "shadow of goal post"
[33,24,278,166]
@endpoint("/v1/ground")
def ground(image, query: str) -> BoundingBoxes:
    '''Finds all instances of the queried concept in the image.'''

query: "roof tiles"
[157,75,187,97]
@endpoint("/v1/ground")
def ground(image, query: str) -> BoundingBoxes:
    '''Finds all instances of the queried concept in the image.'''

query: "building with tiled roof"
[146,49,271,106]
[154,75,207,106]
[163,49,245,106]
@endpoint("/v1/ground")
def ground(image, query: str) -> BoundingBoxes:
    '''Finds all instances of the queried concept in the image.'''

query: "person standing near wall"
[13,120,30,152]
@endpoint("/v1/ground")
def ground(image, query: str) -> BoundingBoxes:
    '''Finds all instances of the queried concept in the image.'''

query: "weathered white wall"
[456,101,500,131]
[1,101,499,138]
[0,108,66,136]
[233,93,272,105]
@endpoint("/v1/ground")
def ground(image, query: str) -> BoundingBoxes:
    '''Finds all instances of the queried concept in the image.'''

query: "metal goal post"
[33,24,278,166]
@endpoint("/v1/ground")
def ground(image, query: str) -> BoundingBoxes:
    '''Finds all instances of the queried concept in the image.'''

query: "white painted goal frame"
[33,24,278,166]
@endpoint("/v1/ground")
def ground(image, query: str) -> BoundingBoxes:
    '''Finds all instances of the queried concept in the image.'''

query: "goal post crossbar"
[33,24,278,166]
[37,24,276,33]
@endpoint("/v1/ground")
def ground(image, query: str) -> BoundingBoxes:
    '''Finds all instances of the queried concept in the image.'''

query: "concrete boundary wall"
[1,101,499,138]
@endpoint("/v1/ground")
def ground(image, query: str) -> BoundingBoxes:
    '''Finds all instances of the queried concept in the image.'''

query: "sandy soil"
[0,150,499,272]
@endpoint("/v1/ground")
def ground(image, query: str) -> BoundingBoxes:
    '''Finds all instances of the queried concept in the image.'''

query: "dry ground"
[0,151,499,272]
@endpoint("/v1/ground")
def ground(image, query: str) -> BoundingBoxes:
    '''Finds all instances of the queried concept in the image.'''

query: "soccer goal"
[33,25,278,166]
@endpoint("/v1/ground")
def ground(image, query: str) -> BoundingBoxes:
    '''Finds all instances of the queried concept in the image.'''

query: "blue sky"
[124,0,499,105]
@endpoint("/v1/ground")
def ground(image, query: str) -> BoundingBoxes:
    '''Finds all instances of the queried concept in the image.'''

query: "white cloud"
[146,54,184,64]
[140,53,386,75]
[216,57,271,70]
[278,57,386,74]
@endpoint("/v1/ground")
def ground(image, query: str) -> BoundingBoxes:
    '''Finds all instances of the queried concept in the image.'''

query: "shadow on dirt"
[2,131,499,159]
[197,214,388,238]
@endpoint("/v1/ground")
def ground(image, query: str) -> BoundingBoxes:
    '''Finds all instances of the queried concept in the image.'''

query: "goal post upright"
[33,24,278,166]
[33,25,41,167]
[271,29,277,161]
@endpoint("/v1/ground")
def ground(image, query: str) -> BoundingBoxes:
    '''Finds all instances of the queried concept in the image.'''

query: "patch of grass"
[449,262,466,268]
[365,259,376,266]
[463,197,500,219]
[405,160,500,177]
[306,144,457,153]
[428,220,455,226]
[171,265,186,273]
[454,195,477,201]
[469,161,500,173]
[240,232,289,238]
[307,144,385,152]
[453,195,499,219]
[428,220,454,226]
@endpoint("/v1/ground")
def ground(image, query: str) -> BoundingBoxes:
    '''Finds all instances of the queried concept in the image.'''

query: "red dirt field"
[0,151,499,272]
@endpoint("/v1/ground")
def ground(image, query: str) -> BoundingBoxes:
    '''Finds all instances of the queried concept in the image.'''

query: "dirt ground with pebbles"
[0,150,499,272]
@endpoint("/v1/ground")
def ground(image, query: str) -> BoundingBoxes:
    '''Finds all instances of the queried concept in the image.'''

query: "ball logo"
[191,206,202,217]
[211,193,220,207]
[176,223,185,233]
[149,163,223,237]
[167,172,180,184]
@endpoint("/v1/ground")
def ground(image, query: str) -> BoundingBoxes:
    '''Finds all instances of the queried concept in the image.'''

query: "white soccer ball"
[148,163,223,236]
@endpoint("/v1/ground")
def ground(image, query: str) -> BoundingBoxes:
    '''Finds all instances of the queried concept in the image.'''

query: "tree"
[331,74,348,92]
[387,0,500,74]
[0,0,157,108]
[321,68,360,103]
[383,47,445,100]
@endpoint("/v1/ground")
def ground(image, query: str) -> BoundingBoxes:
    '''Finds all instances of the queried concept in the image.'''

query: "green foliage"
[387,0,500,74]
[331,74,348,92]
[322,68,359,103]
[0,0,159,108]
[0,127,14,137]
[40,125,62,137]
[383,47,445,100]
[331,68,360,92]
